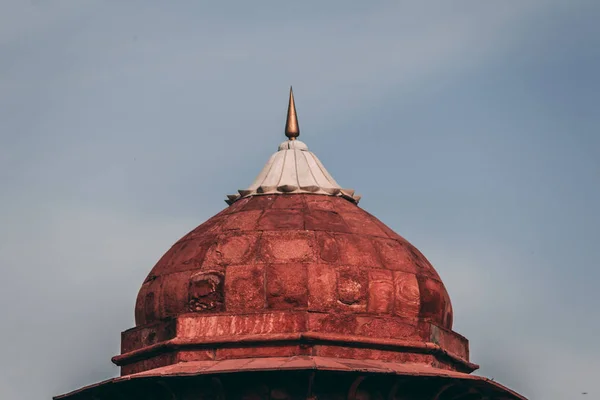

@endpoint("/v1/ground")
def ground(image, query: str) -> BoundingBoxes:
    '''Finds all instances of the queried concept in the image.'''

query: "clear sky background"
[1,1,599,399]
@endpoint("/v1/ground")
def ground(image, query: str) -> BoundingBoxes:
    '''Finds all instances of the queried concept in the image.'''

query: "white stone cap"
[226,140,360,205]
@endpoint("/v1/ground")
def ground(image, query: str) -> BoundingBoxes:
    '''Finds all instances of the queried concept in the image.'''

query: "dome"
[57,89,528,400]
[112,88,474,379]
[136,194,454,331]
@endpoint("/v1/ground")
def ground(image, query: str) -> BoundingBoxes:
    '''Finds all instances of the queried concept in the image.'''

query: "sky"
[1,1,599,399]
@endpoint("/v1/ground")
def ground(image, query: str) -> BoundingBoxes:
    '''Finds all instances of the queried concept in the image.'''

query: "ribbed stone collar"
[226,139,360,205]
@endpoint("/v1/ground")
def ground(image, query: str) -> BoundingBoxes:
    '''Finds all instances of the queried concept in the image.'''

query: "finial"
[285,86,299,140]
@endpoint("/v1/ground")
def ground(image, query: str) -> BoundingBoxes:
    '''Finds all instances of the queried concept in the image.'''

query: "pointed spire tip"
[285,86,299,140]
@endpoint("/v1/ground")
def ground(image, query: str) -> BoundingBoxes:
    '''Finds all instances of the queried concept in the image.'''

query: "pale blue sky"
[1,1,599,399]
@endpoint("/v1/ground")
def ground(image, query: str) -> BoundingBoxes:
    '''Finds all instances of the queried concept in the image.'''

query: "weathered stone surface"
[429,324,469,360]
[176,217,224,243]
[417,276,452,326]
[176,350,216,362]
[342,211,388,237]
[367,270,394,313]
[220,210,262,231]
[204,231,261,267]
[266,264,308,309]
[154,237,215,274]
[337,266,367,310]
[305,195,335,211]
[354,316,419,339]
[125,194,462,378]
[335,233,381,268]
[259,231,316,263]
[242,195,276,211]
[135,276,161,325]
[161,270,195,317]
[305,210,349,233]
[225,265,265,312]
[258,209,304,230]
[314,345,437,364]
[408,245,443,281]
[308,313,360,335]
[272,194,305,209]
[372,238,419,273]
[177,312,307,338]
[316,232,339,263]
[307,264,337,311]
[136,195,453,330]
[393,271,420,318]
[216,345,302,359]
[120,353,175,376]
[188,270,225,313]
[121,319,176,354]
[221,196,250,214]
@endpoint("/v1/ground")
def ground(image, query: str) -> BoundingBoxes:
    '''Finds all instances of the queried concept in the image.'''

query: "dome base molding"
[113,311,475,376]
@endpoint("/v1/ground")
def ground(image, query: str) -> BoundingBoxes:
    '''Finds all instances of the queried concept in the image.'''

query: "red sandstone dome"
[113,89,473,377]
[55,88,526,400]
[136,194,454,332]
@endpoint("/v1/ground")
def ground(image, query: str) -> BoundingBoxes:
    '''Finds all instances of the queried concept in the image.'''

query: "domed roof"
[136,88,452,330]
[56,89,528,400]
[113,88,474,380]
[136,194,453,330]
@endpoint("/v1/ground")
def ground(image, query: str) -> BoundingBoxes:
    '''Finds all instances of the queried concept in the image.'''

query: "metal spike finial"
[285,86,299,140]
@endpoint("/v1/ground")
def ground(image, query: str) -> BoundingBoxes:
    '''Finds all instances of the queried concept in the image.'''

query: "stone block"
[342,212,387,237]
[188,270,225,313]
[417,276,452,327]
[305,210,349,233]
[221,210,262,231]
[272,195,305,209]
[308,313,359,335]
[314,345,436,364]
[354,315,419,339]
[267,263,308,309]
[305,195,335,211]
[307,264,337,311]
[160,271,194,317]
[242,195,276,211]
[393,271,420,318]
[335,233,381,268]
[135,276,161,325]
[216,345,301,359]
[372,238,419,273]
[258,209,304,230]
[203,231,261,267]
[316,232,339,263]
[176,350,216,362]
[153,235,216,274]
[259,231,316,263]
[337,266,368,310]
[225,264,265,312]
[367,269,394,313]
[177,312,306,338]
